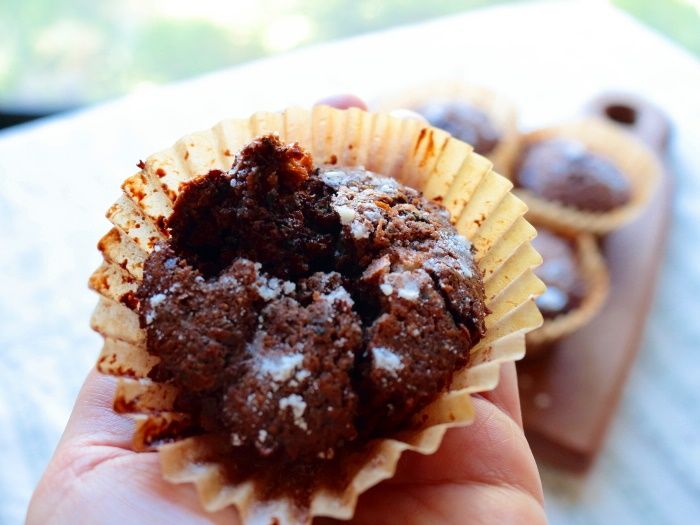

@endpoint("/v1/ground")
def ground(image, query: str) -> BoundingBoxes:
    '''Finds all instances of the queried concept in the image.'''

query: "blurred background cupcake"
[526,225,609,358]
[374,82,519,173]
[506,119,661,234]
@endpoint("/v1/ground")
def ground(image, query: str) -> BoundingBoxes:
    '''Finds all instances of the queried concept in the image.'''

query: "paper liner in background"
[504,119,662,235]
[525,229,609,359]
[372,81,520,175]
[88,106,544,524]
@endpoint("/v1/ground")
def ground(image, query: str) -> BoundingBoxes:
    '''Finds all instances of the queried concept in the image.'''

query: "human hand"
[27,363,545,524]
[27,96,546,525]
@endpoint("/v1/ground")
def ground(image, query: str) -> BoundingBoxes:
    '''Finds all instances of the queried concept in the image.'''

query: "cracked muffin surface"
[136,134,487,462]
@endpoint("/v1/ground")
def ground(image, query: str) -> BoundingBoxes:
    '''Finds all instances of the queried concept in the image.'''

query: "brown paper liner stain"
[114,378,179,414]
[91,297,143,345]
[89,107,544,524]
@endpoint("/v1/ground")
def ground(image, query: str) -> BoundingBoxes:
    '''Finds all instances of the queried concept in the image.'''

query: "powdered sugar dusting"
[256,277,281,301]
[295,369,311,382]
[145,292,168,325]
[371,346,404,376]
[325,286,354,306]
[320,169,356,188]
[279,394,308,431]
[362,204,383,223]
[218,275,238,286]
[351,221,370,239]
[149,293,167,308]
[334,205,356,225]
[257,352,304,383]
[320,166,479,286]
[322,167,402,243]
[397,278,420,300]
[255,276,296,301]
[428,232,475,278]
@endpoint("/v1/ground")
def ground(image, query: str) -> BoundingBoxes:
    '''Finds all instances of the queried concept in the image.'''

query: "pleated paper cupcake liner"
[373,81,520,175]
[504,119,661,235]
[89,106,544,524]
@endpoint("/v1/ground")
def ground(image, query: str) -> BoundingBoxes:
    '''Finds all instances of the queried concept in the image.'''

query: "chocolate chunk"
[414,100,501,155]
[515,139,631,212]
[136,135,487,462]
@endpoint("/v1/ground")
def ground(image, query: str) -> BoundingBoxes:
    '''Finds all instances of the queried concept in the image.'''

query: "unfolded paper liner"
[525,229,609,359]
[504,119,662,235]
[89,106,545,524]
[372,81,520,175]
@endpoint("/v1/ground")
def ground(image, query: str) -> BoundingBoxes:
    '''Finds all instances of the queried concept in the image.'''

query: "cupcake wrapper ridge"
[373,80,521,175]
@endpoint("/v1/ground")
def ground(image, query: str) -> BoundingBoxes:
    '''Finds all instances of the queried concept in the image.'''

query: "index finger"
[315,94,368,110]
[58,368,135,449]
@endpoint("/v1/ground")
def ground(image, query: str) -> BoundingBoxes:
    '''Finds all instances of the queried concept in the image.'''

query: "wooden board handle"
[520,92,673,471]
[585,93,671,156]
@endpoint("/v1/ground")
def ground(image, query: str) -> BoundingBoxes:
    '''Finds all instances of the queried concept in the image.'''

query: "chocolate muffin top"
[531,228,586,319]
[136,135,487,463]
[515,138,631,212]
[413,100,501,155]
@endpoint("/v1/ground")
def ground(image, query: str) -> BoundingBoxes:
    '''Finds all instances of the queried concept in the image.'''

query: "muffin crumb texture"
[136,134,487,465]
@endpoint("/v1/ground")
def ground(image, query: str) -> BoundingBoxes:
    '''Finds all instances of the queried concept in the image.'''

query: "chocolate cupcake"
[526,225,609,357]
[531,228,586,319]
[413,100,501,156]
[516,138,631,212]
[89,106,544,524]
[508,119,661,234]
[374,82,519,173]
[136,135,488,463]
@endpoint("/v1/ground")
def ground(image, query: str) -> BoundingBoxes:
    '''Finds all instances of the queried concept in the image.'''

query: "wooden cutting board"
[518,94,673,471]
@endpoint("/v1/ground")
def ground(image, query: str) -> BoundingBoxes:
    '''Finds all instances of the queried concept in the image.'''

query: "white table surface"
[1,1,699,523]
